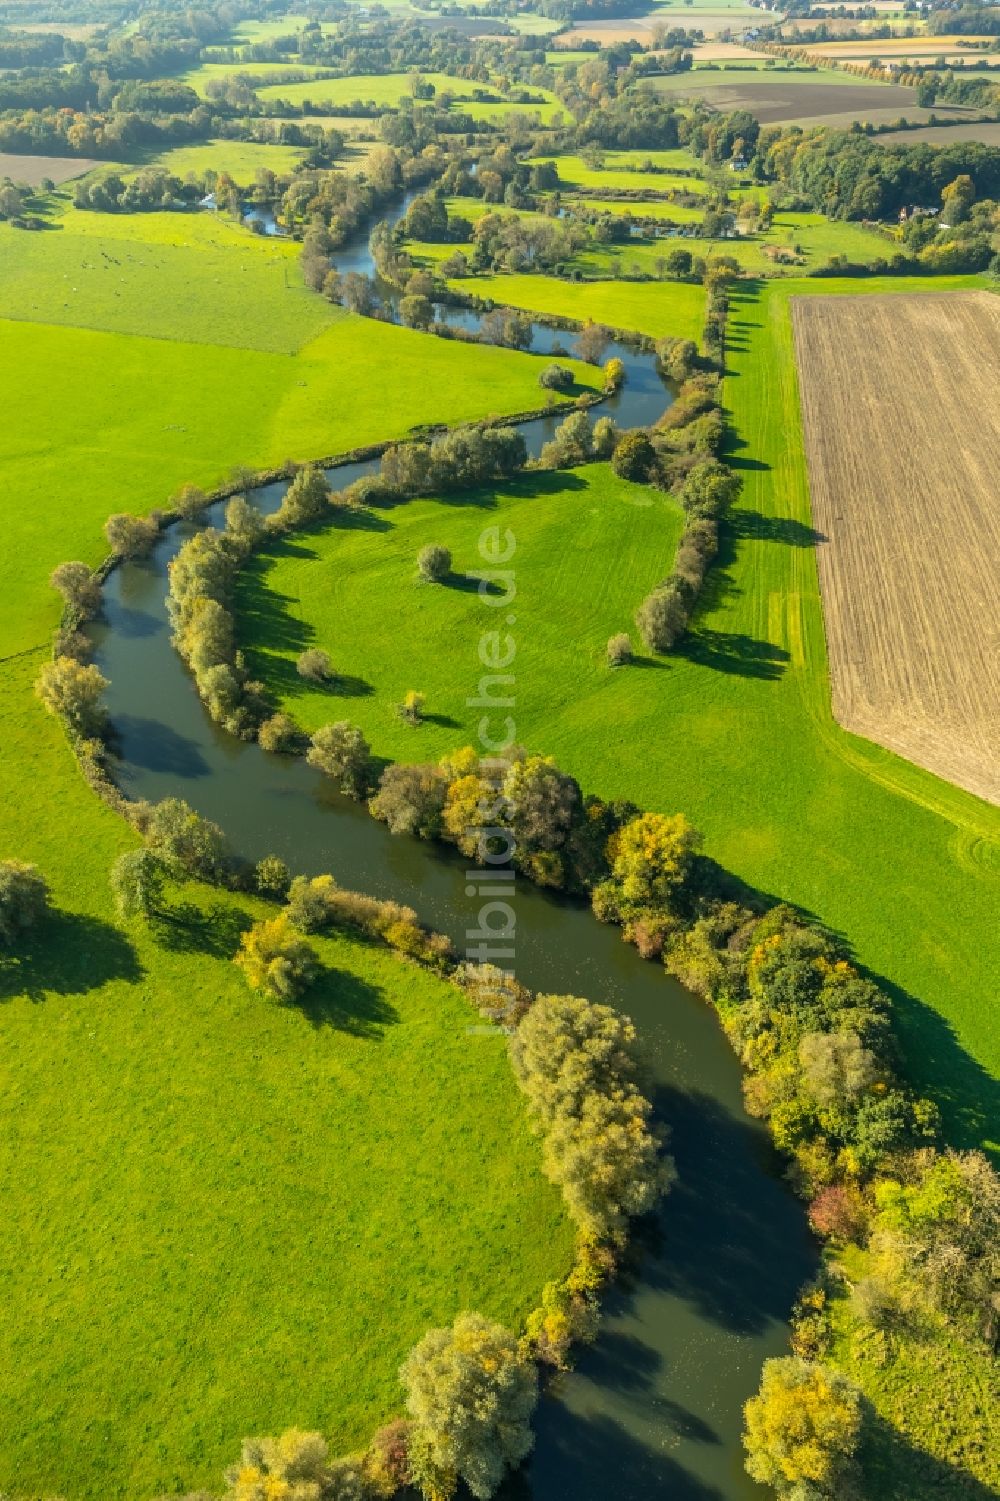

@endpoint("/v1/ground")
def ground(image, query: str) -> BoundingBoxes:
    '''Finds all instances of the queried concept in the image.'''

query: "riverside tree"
[109,848,166,921]
[50,561,102,618]
[306,722,371,796]
[401,1311,538,1501]
[743,1357,861,1498]
[35,656,108,735]
[104,512,158,558]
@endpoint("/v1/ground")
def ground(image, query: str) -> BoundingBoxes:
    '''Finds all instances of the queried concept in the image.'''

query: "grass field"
[877,121,1000,147]
[136,139,309,180]
[531,150,710,195]
[0,877,572,1500]
[0,264,597,1495]
[445,271,707,340]
[253,70,474,109]
[0,213,331,352]
[181,58,329,93]
[235,466,686,757]
[233,273,1000,1162]
[791,290,1000,803]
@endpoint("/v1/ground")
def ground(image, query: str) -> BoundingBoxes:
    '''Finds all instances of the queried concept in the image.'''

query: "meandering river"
[87,198,815,1500]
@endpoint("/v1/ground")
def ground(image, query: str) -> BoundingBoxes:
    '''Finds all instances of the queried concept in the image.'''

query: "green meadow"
[253,70,474,109]
[0,870,571,1500]
[138,138,309,179]
[235,466,686,755]
[443,271,707,341]
[531,150,711,195]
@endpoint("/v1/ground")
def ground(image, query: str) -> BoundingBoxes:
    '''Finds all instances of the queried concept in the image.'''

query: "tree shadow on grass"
[857,1400,999,1501]
[730,509,824,547]
[293,964,398,1037]
[151,899,254,960]
[674,627,789,680]
[0,910,143,1003]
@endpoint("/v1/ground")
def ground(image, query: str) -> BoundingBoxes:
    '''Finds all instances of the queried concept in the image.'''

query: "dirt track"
[792,290,1000,805]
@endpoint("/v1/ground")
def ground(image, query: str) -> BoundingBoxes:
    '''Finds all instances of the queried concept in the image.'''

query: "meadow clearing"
[133,138,310,179]
[253,70,480,110]
[792,290,1000,804]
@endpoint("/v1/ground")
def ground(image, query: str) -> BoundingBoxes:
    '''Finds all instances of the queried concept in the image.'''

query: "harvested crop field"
[646,74,922,123]
[0,152,102,186]
[878,121,1000,147]
[792,290,1000,804]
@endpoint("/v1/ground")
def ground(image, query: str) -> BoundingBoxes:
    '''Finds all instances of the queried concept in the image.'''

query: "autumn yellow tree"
[743,1356,861,1496]
[234,913,318,1002]
[607,811,701,911]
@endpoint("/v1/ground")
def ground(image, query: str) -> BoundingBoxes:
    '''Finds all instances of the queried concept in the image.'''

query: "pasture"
[0,151,102,186]
[253,70,475,109]
[530,150,710,194]
[791,290,1000,804]
[235,467,686,767]
[137,139,309,180]
[0,885,571,1499]
[446,271,707,341]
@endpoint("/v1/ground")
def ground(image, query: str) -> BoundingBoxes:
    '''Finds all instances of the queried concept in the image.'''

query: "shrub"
[607,632,632,667]
[656,336,698,382]
[417,544,451,582]
[285,873,339,934]
[104,512,158,558]
[455,961,533,1028]
[363,1420,412,1498]
[574,322,610,365]
[611,430,656,482]
[603,356,625,393]
[35,655,108,736]
[257,712,299,754]
[397,690,426,726]
[255,855,291,897]
[234,913,318,1002]
[523,1279,599,1369]
[109,848,165,921]
[370,763,447,839]
[143,797,229,881]
[401,1312,538,1501]
[635,581,688,652]
[808,1184,869,1243]
[538,408,593,467]
[224,1430,334,1500]
[539,362,574,392]
[172,482,208,520]
[306,722,371,797]
[0,859,49,945]
[743,1357,861,1498]
[50,561,101,618]
[592,415,618,458]
[296,648,332,682]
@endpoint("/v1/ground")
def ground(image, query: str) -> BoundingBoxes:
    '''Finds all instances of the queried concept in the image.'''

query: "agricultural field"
[643,67,932,124]
[878,120,1000,147]
[791,290,1000,804]
[699,211,894,273]
[561,0,769,45]
[180,58,329,93]
[0,151,102,186]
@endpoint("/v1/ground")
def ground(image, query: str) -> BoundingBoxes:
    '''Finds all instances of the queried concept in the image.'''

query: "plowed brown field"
[792,290,1000,804]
